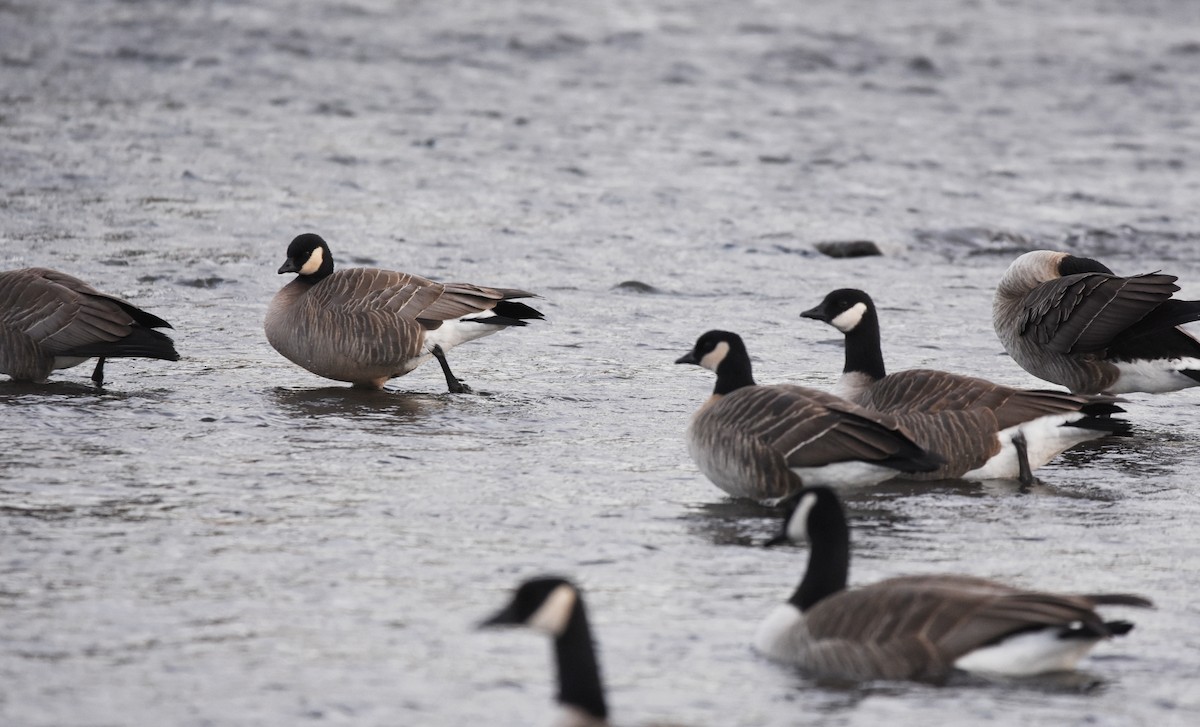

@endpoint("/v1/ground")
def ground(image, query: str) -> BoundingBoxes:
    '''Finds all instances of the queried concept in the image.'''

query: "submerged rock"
[814,240,882,258]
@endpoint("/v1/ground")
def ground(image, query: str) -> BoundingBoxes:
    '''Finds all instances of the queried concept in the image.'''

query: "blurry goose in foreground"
[480,577,611,727]
[0,267,179,386]
[993,250,1200,394]
[802,288,1130,485]
[266,233,543,392]
[675,330,942,503]
[755,486,1152,681]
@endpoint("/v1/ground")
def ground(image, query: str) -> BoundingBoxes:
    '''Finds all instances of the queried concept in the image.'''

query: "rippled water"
[3,1,1200,725]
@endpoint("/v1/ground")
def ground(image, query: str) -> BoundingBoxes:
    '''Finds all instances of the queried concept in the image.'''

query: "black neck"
[553,604,608,721]
[842,309,886,381]
[714,344,756,395]
[304,249,335,283]
[788,508,850,611]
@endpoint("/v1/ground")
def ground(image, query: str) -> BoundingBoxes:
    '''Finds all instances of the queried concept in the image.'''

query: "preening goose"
[802,288,1129,484]
[675,330,942,503]
[993,250,1200,394]
[265,233,543,392]
[481,577,611,727]
[754,486,1152,681]
[0,267,179,386]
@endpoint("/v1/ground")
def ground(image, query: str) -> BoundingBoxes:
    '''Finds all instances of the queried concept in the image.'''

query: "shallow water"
[3,1,1200,725]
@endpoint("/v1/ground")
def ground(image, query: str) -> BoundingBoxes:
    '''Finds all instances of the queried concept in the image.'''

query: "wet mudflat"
[2,1,1200,725]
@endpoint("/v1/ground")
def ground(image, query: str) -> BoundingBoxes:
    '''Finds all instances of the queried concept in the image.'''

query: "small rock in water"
[612,280,660,294]
[814,240,882,258]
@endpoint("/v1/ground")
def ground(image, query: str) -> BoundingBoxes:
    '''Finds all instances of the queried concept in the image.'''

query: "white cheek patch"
[698,341,730,372]
[830,302,868,333]
[298,246,325,276]
[786,492,818,543]
[528,584,577,636]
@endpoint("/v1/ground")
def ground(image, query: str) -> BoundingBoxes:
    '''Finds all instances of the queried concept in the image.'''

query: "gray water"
[3,1,1200,725]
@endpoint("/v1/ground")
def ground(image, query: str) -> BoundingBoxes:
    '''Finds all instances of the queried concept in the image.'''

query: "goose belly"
[422,315,508,353]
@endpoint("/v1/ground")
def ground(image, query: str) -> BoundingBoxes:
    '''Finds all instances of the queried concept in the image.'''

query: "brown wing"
[1018,272,1179,354]
[723,385,932,469]
[1,268,140,353]
[803,575,1119,679]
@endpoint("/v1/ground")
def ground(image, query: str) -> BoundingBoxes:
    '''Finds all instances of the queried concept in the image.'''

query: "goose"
[0,267,179,386]
[754,486,1152,681]
[675,330,943,503]
[480,577,611,727]
[993,250,1200,394]
[265,233,543,392]
[801,288,1129,485]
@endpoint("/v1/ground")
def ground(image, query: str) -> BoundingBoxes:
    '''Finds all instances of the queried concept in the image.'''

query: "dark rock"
[814,240,882,258]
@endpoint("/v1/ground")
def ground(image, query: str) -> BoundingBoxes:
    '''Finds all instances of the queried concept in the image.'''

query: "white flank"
[954,628,1099,676]
[1112,358,1200,394]
[51,356,90,372]
[754,603,806,663]
[298,245,325,275]
[528,583,578,637]
[791,461,897,488]
[964,414,1100,480]
[698,341,730,372]
[423,314,507,353]
[830,302,868,333]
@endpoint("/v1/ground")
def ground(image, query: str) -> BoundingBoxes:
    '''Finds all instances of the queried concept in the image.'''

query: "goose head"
[481,576,582,637]
[801,288,876,333]
[675,330,756,394]
[278,233,335,281]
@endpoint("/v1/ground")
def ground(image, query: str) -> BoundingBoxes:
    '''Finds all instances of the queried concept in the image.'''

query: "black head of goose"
[0,267,179,386]
[755,486,1153,682]
[802,288,1130,485]
[993,250,1200,394]
[265,233,544,392]
[674,330,943,503]
[481,577,610,727]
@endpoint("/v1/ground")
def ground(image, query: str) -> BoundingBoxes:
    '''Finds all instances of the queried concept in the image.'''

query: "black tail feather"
[1067,415,1133,437]
[62,327,180,361]
[493,300,545,322]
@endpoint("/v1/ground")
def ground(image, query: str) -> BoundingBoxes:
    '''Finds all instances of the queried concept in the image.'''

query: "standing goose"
[675,330,942,503]
[265,233,543,392]
[801,288,1129,484]
[755,486,1152,681]
[993,250,1200,394]
[480,577,611,727]
[0,267,179,386]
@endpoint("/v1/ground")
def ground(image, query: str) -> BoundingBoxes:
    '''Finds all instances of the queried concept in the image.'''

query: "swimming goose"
[802,288,1129,484]
[754,486,1152,681]
[993,250,1200,394]
[675,330,942,503]
[0,267,179,386]
[265,233,543,392]
[481,577,610,727]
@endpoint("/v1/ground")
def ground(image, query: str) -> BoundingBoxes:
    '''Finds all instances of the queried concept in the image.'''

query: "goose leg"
[432,345,472,394]
[90,357,107,387]
[1013,431,1035,487]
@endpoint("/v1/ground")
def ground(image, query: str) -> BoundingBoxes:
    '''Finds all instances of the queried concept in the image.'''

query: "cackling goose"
[802,288,1129,484]
[0,267,179,386]
[675,330,942,503]
[265,233,543,392]
[993,250,1200,394]
[754,486,1152,681]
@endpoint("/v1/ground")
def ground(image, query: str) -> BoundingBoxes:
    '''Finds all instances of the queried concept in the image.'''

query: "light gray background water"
[3,1,1200,725]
